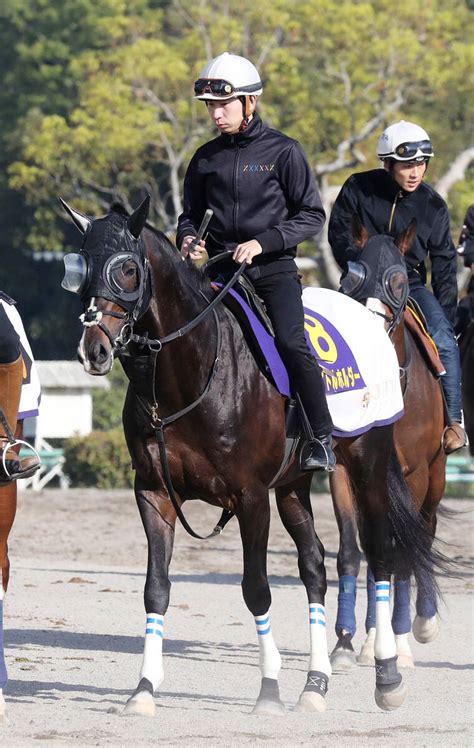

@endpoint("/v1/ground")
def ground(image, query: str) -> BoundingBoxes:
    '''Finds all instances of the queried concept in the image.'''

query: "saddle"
[404,298,446,377]
[212,278,281,390]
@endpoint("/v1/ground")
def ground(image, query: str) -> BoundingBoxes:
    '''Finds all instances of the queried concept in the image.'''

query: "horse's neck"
[140,240,206,339]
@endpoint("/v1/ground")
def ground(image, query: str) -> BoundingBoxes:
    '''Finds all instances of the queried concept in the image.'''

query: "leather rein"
[124,252,246,540]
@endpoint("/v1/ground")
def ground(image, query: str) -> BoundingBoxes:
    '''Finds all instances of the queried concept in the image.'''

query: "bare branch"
[255,28,285,69]
[434,146,474,200]
[315,91,404,176]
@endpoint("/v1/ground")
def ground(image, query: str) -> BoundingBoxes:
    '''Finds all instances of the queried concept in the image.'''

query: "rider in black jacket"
[177,52,335,471]
[328,120,467,453]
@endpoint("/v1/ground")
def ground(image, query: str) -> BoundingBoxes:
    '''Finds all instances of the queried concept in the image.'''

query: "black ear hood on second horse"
[59,196,152,319]
[339,216,417,318]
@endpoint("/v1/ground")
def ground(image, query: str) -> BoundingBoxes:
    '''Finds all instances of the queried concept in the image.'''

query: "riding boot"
[443,421,468,454]
[0,356,40,483]
[301,434,337,472]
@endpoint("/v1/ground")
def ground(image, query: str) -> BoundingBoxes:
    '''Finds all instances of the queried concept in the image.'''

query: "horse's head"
[340,216,417,332]
[60,196,151,375]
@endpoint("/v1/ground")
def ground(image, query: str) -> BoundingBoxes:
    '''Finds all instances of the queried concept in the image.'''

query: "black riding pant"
[252,272,333,437]
[0,307,20,364]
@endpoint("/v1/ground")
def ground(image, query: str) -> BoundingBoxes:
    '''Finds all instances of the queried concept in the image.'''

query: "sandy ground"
[1,487,473,747]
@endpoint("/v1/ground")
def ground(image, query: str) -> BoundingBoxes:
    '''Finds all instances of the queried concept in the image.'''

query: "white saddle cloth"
[302,287,403,437]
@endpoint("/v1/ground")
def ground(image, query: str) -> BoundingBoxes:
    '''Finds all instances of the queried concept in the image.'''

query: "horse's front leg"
[124,483,176,718]
[276,478,331,714]
[329,466,361,672]
[237,488,285,715]
[0,479,17,724]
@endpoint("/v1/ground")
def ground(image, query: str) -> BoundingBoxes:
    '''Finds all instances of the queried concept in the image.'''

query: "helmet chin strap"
[239,96,254,130]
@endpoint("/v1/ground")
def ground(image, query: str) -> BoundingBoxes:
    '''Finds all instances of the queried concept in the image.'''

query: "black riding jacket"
[328,168,458,325]
[176,113,325,280]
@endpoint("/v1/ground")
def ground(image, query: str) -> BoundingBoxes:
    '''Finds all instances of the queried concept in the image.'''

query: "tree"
[2,0,472,355]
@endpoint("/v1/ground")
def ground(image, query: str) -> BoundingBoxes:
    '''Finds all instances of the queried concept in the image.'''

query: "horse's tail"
[386,447,455,612]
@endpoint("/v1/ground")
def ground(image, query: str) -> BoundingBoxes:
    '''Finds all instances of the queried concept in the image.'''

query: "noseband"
[79,298,134,352]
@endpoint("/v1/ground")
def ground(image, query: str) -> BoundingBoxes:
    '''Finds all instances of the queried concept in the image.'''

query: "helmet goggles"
[194,78,261,98]
[394,140,433,160]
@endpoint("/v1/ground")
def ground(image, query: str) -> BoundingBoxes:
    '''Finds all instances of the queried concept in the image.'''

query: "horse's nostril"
[90,341,109,364]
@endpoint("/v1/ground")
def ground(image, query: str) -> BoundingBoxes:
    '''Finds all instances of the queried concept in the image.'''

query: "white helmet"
[377,120,434,161]
[194,52,263,100]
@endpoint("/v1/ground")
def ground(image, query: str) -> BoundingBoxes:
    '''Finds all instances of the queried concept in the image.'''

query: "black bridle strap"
[129,252,246,350]
[154,427,234,540]
[136,310,234,540]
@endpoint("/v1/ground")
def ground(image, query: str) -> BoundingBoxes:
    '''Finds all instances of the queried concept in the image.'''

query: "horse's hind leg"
[413,462,444,644]
[276,477,331,713]
[358,570,414,669]
[237,488,285,715]
[329,466,361,672]
[0,479,17,723]
[356,439,409,711]
[124,484,176,718]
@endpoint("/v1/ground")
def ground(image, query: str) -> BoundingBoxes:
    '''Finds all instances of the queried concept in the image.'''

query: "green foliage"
[63,427,133,488]
[0,0,471,354]
[92,363,129,431]
[8,0,473,244]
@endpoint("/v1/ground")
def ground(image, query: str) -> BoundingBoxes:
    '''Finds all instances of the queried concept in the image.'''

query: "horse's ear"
[128,195,150,239]
[395,219,417,256]
[351,214,369,248]
[59,197,91,234]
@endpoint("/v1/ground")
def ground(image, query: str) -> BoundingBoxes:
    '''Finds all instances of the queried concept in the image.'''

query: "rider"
[0,296,40,482]
[328,120,467,454]
[176,52,335,471]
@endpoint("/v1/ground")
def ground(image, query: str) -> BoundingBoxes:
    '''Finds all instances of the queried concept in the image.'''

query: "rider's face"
[388,160,427,192]
[206,97,245,134]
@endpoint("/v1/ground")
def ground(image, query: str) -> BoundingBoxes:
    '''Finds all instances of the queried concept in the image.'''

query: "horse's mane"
[109,202,211,295]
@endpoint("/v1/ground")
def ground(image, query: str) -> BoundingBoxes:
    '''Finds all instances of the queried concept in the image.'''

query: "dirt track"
[1,487,473,746]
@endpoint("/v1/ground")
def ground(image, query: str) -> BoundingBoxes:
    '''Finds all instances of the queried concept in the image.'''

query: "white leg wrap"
[139,614,164,691]
[309,604,331,676]
[255,612,281,679]
[374,582,396,660]
[395,633,411,656]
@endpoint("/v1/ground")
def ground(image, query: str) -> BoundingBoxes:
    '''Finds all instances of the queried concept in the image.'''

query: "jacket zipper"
[388,190,403,232]
[232,138,240,239]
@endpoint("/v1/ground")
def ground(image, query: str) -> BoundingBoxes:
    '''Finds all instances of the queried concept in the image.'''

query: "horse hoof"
[123,691,155,717]
[252,698,286,716]
[413,615,439,643]
[293,691,326,713]
[330,647,356,672]
[374,682,407,712]
[396,652,415,669]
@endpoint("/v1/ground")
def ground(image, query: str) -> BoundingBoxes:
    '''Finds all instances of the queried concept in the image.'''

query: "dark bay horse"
[330,218,447,672]
[61,197,439,716]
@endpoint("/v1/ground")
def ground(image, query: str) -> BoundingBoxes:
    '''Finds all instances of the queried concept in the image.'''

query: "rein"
[132,252,246,540]
[128,252,246,351]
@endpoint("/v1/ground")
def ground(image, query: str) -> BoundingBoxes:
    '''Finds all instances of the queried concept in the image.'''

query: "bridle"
[79,250,246,355]
[79,250,247,541]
